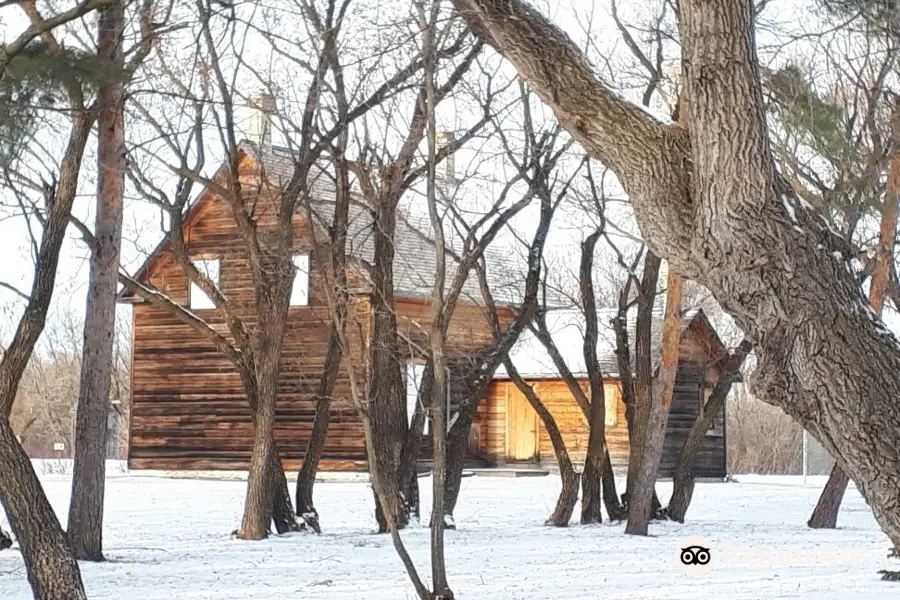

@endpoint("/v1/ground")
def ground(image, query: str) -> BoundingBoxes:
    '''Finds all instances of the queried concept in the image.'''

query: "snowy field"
[1,469,898,599]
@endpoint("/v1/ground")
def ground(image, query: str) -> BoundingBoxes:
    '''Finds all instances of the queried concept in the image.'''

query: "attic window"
[189,258,219,310]
[290,254,310,306]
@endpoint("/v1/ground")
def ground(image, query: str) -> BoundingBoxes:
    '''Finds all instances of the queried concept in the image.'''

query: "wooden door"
[505,385,539,461]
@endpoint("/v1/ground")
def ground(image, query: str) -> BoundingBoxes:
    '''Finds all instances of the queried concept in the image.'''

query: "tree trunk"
[295,323,344,533]
[626,267,682,535]
[808,466,851,529]
[621,252,660,508]
[269,446,300,534]
[450,0,900,548]
[807,96,900,531]
[295,142,351,533]
[578,229,624,523]
[506,360,579,526]
[399,362,433,523]
[0,419,86,599]
[612,286,664,518]
[239,284,293,539]
[668,339,752,523]
[67,0,126,562]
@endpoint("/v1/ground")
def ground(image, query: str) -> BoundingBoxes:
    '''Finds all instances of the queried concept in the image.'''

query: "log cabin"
[119,140,521,472]
[120,137,733,479]
[482,307,733,478]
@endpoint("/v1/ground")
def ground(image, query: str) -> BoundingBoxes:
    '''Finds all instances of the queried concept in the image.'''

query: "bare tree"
[439,97,571,524]
[667,338,752,522]
[68,0,153,562]
[0,0,152,593]
[450,0,900,547]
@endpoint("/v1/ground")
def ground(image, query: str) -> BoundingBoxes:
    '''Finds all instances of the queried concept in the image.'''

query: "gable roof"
[120,141,526,306]
[493,306,730,380]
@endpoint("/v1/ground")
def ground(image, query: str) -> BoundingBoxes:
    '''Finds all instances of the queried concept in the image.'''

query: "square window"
[189,258,219,310]
[290,254,310,306]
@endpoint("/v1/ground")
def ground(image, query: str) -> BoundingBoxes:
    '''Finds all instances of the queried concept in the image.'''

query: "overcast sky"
[3,0,895,347]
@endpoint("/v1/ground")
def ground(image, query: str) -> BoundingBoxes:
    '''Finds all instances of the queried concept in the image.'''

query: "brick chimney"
[247,90,276,147]
[435,131,455,185]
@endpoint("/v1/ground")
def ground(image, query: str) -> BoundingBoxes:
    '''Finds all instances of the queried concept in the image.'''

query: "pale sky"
[0,0,892,347]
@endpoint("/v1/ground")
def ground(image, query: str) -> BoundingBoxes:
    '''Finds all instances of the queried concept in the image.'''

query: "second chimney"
[248,90,276,147]
[435,131,455,185]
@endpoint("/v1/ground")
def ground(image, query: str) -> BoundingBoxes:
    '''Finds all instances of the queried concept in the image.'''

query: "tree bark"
[619,251,660,511]
[238,265,294,539]
[808,466,851,529]
[626,267,683,535]
[578,229,624,523]
[67,0,125,562]
[295,136,351,533]
[0,419,86,599]
[399,362,433,523]
[368,194,410,533]
[451,0,900,549]
[667,338,752,523]
[807,95,900,531]
[0,93,93,598]
[505,360,579,526]
[295,323,344,533]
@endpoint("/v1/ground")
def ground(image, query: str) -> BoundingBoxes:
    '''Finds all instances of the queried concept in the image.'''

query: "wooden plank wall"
[476,379,628,466]
[129,156,511,471]
[658,360,726,479]
[129,164,369,470]
[474,319,729,477]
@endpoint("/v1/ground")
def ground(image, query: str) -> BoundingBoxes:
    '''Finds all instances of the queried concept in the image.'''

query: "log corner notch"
[451,0,900,549]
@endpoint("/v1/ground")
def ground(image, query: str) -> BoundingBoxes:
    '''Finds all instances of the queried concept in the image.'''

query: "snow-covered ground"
[0,471,897,599]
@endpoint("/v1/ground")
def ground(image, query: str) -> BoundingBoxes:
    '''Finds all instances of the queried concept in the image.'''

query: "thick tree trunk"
[295,323,344,533]
[807,97,900,531]
[67,0,125,562]
[668,339,752,523]
[506,360,579,526]
[451,0,900,548]
[239,371,299,536]
[0,419,86,599]
[627,268,683,535]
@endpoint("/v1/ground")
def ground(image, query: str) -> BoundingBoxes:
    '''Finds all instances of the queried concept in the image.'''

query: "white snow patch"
[0,474,896,599]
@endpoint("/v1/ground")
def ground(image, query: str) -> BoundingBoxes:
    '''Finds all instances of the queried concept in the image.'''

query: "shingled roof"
[494,306,727,380]
[123,141,527,306]
[245,143,524,304]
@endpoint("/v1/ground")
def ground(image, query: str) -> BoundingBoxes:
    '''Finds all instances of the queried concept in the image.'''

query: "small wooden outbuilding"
[471,308,733,479]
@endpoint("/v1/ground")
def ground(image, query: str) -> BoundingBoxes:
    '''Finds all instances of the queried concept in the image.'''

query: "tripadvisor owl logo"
[676,536,714,575]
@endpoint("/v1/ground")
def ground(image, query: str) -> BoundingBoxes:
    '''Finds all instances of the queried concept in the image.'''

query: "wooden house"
[119,142,518,472]
[120,138,733,479]
[473,308,733,478]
